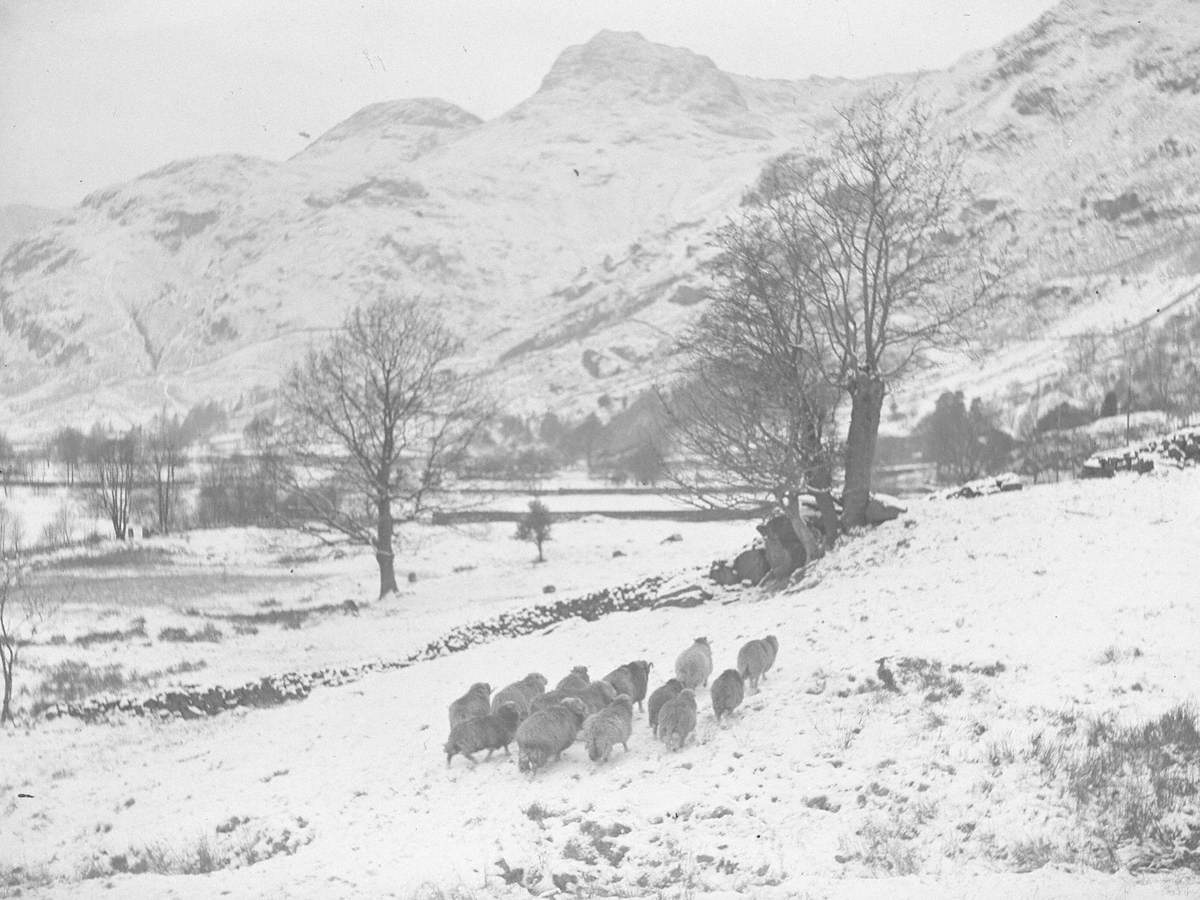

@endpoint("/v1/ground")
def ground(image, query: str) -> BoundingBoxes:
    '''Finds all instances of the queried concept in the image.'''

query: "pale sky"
[0,0,1058,209]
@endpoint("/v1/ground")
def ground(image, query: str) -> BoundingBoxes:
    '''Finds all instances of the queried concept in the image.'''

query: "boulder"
[864,494,906,524]
[732,547,769,584]
[757,514,808,580]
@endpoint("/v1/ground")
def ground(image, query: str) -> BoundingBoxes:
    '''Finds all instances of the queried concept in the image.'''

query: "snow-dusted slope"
[0,204,61,256]
[9,468,1200,897]
[3,0,1200,435]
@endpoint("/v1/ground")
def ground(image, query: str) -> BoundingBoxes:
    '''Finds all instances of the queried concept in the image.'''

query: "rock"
[542,585,556,594]
[661,533,683,543]
[732,547,769,584]
[708,560,738,586]
[757,516,805,580]
[612,549,626,557]
[865,494,906,524]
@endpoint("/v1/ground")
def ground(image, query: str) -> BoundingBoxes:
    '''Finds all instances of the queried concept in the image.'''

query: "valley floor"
[6,469,1200,898]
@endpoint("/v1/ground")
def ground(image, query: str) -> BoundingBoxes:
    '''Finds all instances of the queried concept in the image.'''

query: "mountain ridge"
[2,3,1200,439]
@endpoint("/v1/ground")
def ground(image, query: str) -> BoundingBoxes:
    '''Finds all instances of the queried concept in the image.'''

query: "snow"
[5,462,1200,897]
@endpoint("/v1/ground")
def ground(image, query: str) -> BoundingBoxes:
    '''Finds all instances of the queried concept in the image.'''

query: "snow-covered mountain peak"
[297,97,482,162]
[536,30,747,115]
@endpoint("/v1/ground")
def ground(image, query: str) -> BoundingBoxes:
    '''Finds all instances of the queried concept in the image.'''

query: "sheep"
[656,689,697,751]
[491,673,548,719]
[647,678,684,730]
[737,636,780,693]
[555,666,590,693]
[516,697,588,773]
[737,639,768,692]
[763,635,780,672]
[602,665,636,702]
[675,638,713,689]
[445,703,521,766]
[576,679,617,715]
[604,660,652,712]
[448,682,492,729]
[710,669,745,721]
[581,695,634,763]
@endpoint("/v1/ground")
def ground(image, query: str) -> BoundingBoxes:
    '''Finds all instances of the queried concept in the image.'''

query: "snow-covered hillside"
[6,466,1200,897]
[2,0,1200,436]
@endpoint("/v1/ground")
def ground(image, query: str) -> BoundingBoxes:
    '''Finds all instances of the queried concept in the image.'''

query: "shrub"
[157,624,223,643]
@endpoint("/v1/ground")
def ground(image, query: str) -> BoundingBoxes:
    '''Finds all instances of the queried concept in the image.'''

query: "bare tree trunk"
[842,375,885,528]
[376,495,397,598]
[0,645,13,725]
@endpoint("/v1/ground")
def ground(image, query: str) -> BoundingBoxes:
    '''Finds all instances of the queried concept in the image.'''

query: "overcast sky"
[0,0,1057,209]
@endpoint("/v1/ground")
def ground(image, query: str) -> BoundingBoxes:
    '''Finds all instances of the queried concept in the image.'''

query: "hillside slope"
[2,0,1200,435]
[9,466,1200,897]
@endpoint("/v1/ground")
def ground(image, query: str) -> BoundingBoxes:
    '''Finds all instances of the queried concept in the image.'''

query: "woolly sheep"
[555,666,590,693]
[675,638,713,689]
[448,682,491,729]
[737,640,770,692]
[445,702,521,766]
[603,660,652,711]
[491,673,548,719]
[763,635,780,672]
[710,669,745,721]
[647,678,684,730]
[576,679,617,716]
[656,689,697,751]
[516,697,588,773]
[581,694,634,763]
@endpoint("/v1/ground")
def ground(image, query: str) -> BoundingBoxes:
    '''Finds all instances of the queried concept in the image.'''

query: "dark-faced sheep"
[445,702,521,766]
[710,669,745,721]
[582,695,634,763]
[516,697,588,774]
[555,666,590,693]
[647,678,684,730]
[656,688,697,751]
[448,682,492,729]
[604,660,652,711]
[491,673,548,719]
[675,638,713,689]
[738,636,778,692]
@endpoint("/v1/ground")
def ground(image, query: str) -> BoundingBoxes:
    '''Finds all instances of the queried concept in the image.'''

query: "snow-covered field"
[5,468,1200,898]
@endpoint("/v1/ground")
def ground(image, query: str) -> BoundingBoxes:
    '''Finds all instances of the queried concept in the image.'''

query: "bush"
[1028,704,1200,872]
[39,499,79,549]
[157,624,223,643]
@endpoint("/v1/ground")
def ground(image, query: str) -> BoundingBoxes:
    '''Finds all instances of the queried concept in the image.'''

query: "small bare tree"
[0,517,56,725]
[277,297,489,598]
[515,499,552,562]
[740,90,1003,526]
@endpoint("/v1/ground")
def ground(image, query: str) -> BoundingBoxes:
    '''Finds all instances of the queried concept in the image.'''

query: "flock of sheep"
[444,635,780,774]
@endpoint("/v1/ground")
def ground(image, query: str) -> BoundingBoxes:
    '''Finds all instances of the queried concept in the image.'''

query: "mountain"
[0,204,61,257]
[2,1,1200,439]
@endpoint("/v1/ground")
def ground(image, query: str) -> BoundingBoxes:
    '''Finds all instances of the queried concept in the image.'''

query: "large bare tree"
[277,297,488,598]
[734,90,1001,526]
[660,209,840,515]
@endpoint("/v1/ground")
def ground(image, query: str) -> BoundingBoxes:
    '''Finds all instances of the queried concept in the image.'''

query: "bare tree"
[146,409,189,534]
[51,426,86,485]
[658,216,840,515]
[277,297,489,598]
[88,426,141,539]
[738,90,1002,526]
[0,518,56,725]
